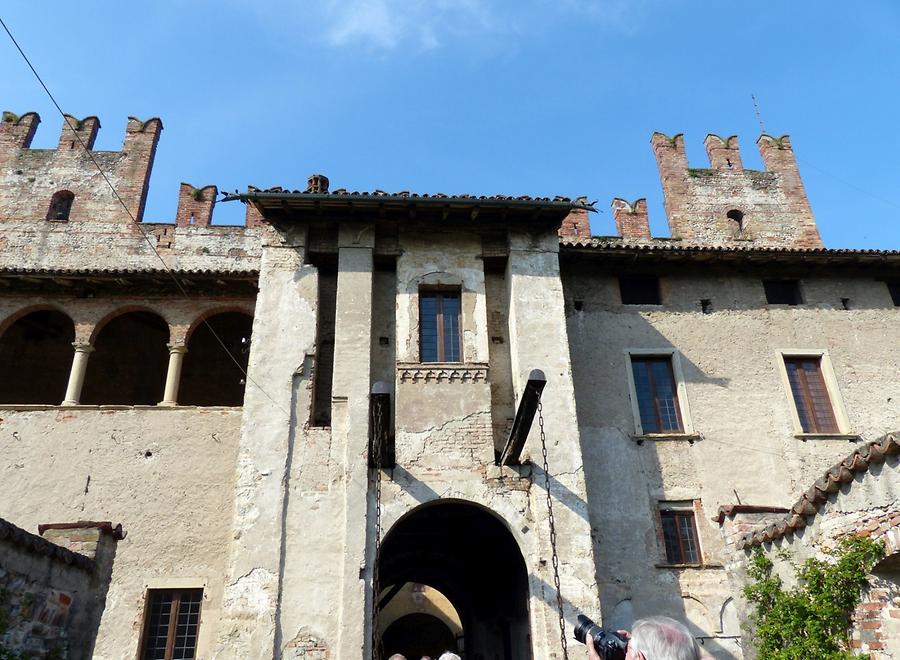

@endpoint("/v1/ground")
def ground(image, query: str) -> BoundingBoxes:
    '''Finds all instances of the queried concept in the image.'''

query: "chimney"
[307,173,330,194]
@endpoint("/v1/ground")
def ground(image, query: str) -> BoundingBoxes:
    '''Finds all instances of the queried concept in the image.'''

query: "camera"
[573,615,628,660]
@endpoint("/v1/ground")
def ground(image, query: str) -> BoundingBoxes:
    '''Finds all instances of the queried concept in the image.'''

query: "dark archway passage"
[379,500,531,660]
[382,613,457,659]
[0,309,74,403]
[81,311,169,405]
[179,312,253,406]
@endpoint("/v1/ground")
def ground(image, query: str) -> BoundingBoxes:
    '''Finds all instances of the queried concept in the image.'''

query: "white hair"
[437,653,461,660]
[387,655,407,660]
[629,616,700,660]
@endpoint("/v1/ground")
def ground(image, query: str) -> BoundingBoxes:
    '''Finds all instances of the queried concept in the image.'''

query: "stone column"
[62,343,94,406]
[159,344,188,406]
[332,223,375,659]
[213,231,317,659]
[506,229,601,658]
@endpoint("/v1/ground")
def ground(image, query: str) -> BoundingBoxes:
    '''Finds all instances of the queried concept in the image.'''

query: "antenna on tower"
[751,94,767,134]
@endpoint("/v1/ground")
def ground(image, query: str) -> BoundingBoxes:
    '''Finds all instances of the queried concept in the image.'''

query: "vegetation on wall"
[744,536,885,659]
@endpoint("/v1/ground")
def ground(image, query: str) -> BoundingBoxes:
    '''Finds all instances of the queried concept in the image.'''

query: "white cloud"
[320,0,497,50]
[224,0,662,51]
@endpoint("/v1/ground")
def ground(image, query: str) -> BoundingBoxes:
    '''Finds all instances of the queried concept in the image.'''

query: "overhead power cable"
[0,14,289,419]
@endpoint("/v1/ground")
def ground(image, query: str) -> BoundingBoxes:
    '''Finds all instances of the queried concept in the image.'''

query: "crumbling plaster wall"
[563,267,900,657]
[0,407,242,659]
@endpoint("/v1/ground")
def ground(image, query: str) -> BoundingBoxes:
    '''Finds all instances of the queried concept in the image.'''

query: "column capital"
[167,343,188,354]
[71,342,95,354]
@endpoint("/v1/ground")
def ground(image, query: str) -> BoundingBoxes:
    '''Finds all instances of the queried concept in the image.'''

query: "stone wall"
[562,263,900,658]
[648,133,822,248]
[0,408,242,659]
[0,519,120,659]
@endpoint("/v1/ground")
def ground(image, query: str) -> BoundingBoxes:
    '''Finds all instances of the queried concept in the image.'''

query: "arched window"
[726,209,744,238]
[179,312,253,406]
[81,311,169,405]
[0,309,74,403]
[47,190,75,222]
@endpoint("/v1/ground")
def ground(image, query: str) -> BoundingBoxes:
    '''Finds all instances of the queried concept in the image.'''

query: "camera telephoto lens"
[573,615,627,660]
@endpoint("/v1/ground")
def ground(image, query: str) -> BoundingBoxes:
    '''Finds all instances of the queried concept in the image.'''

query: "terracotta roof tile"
[0,517,94,571]
[559,237,900,256]
[737,432,900,549]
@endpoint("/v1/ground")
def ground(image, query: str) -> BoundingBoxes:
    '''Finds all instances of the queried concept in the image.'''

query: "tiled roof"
[238,187,592,206]
[713,505,790,525]
[0,266,258,277]
[737,432,900,549]
[559,237,900,256]
[0,517,94,571]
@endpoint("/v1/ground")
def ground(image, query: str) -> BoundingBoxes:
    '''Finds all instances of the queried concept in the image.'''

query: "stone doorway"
[378,500,531,660]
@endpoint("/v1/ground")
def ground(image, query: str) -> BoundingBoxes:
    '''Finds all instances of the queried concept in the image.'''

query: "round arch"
[378,499,531,660]
[81,310,169,405]
[179,310,253,406]
[0,307,75,403]
[88,304,172,344]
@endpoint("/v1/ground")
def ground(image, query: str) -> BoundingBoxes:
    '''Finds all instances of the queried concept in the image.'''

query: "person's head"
[626,616,700,660]
[437,653,461,660]
[387,655,407,660]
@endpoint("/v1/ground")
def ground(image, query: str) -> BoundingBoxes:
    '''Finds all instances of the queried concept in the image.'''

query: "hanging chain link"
[371,400,384,660]
[538,401,569,659]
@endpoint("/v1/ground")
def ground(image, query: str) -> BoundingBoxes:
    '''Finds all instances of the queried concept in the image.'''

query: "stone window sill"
[634,433,701,444]
[795,432,860,441]
[655,562,724,570]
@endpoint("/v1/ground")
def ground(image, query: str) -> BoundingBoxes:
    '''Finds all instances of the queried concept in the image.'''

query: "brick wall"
[650,132,823,248]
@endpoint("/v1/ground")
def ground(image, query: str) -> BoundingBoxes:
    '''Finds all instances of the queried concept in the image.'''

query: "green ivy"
[744,536,885,659]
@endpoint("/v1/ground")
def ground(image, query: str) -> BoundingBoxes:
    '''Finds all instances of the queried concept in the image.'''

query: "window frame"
[137,586,204,660]
[657,501,703,566]
[418,287,462,363]
[776,350,850,437]
[625,349,695,438]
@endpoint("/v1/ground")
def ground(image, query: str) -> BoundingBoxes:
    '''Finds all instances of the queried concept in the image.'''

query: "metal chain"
[372,401,384,660]
[538,401,569,659]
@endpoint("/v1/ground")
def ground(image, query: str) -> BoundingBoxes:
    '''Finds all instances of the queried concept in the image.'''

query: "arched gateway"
[377,500,531,660]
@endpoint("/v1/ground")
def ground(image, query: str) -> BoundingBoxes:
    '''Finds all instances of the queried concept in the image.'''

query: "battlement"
[176,183,218,227]
[0,111,163,225]
[611,198,650,240]
[643,131,822,248]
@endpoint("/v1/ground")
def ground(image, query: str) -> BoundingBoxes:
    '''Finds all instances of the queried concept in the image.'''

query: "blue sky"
[2,1,899,248]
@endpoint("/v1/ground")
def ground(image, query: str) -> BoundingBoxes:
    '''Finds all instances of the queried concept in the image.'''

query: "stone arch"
[378,499,530,660]
[88,304,172,344]
[179,310,254,406]
[680,593,714,638]
[47,190,75,222]
[719,597,739,636]
[0,307,75,403]
[81,310,169,405]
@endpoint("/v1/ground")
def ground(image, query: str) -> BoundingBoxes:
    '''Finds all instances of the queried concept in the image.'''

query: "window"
[783,357,839,433]
[47,190,74,222]
[619,276,661,305]
[629,355,684,434]
[726,209,744,238]
[659,502,701,565]
[887,281,900,306]
[420,290,461,362]
[139,588,203,659]
[763,279,802,305]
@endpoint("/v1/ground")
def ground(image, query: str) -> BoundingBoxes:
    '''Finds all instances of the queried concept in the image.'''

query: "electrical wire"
[0,14,290,419]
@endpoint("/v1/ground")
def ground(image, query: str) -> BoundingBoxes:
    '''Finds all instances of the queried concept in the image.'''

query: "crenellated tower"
[0,112,162,224]
[648,132,823,248]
